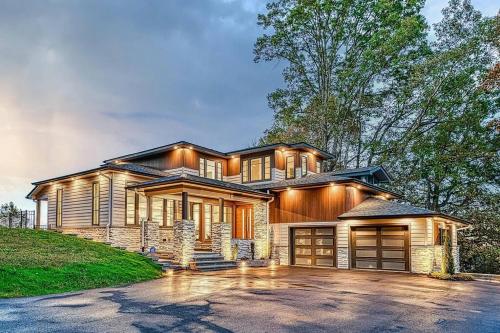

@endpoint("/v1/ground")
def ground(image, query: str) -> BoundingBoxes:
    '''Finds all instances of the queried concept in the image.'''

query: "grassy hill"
[0,228,162,298]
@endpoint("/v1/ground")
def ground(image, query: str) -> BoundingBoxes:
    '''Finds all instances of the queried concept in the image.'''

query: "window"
[286,155,295,179]
[242,160,249,182]
[92,182,99,225]
[224,206,233,224]
[212,205,220,223]
[204,204,212,240]
[216,161,222,180]
[316,161,321,173]
[301,155,308,176]
[199,158,222,180]
[175,200,183,220]
[250,158,262,181]
[242,156,271,183]
[164,199,174,227]
[126,189,137,225]
[151,197,163,226]
[264,156,271,179]
[56,188,63,227]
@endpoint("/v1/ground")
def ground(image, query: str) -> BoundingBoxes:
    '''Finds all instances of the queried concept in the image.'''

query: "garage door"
[351,226,409,271]
[292,227,335,267]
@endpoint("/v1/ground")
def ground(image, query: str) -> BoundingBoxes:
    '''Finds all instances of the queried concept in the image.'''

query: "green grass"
[0,228,162,298]
[428,272,474,281]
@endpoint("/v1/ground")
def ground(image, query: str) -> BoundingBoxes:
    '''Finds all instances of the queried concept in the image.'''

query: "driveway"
[1,267,498,332]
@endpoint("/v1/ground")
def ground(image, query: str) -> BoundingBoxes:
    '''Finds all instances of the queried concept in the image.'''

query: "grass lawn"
[0,228,162,298]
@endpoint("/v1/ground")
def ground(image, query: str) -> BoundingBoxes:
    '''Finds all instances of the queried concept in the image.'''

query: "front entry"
[351,226,409,271]
[291,227,336,267]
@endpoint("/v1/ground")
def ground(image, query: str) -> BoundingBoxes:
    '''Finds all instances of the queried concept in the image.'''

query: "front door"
[234,205,253,239]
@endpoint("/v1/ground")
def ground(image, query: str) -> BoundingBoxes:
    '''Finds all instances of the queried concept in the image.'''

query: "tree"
[254,0,428,168]
[441,229,455,274]
[0,202,20,219]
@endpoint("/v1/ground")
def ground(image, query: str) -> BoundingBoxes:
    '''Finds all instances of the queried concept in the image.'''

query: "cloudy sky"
[0,0,496,209]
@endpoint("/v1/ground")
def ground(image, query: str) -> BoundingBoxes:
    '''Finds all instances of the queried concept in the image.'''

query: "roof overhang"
[338,213,469,226]
[226,142,335,159]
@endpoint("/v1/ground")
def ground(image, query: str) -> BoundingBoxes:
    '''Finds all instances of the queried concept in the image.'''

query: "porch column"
[211,197,232,260]
[35,200,41,229]
[253,201,269,260]
[173,191,195,267]
[144,195,160,252]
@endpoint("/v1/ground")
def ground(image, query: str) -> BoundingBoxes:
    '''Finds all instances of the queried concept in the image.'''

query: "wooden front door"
[234,205,253,239]
[351,226,409,271]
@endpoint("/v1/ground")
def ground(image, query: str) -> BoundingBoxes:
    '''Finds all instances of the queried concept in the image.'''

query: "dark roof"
[109,163,169,177]
[104,141,334,163]
[127,174,272,198]
[332,166,392,182]
[103,141,228,163]
[338,197,469,225]
[226,142,335,159]
[249,172,400,198]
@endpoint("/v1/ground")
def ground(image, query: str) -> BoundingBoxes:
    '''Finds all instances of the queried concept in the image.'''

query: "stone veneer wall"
[253,201,269,260]
[158,228,174,256]
[452,247,460,273]
[212,222,232,260]
[60,226,141,251]
[173,219,195,267]
[60,227,107,242]
[144,220,159,251]
[411,246,435,273]
[231,239,253,260]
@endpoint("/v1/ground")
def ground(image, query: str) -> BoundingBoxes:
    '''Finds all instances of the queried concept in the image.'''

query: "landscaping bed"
[0,228,162,298]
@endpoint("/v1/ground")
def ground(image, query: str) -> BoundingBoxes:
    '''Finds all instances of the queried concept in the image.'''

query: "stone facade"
[337,247,349,269]
[411,246,434,274]
[109,227,141,251]
[253,201,269,260]
[158,228,174,256]
[173,219,195,267]
[231,239,253,260]
[144,220,160,251]
[212,222,232,260]
[452,247,460,273]
[60,227,107,242]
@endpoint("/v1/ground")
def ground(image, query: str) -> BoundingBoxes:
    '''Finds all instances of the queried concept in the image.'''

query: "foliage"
[441,230,455,274]
[0,202,21,218]
[0,229,162,298]
[255,0,499,274]
[428,272,474,281]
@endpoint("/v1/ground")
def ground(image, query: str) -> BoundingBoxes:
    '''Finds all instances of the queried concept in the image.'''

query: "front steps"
[190,251,238,272]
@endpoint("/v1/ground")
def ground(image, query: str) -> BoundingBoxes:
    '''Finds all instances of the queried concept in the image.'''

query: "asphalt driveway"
[1,267,498,332]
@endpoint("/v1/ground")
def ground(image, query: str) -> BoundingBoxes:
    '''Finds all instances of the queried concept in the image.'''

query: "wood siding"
[270,185,369,224]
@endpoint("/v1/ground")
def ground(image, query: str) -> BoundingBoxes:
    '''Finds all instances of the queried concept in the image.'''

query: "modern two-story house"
[27,141,468,273]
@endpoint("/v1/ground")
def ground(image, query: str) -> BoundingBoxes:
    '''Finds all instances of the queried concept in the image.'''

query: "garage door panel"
[292,227,336,267]
[351,226,409,271]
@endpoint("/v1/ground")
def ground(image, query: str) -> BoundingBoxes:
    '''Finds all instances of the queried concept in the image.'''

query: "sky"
[0,0,497,210]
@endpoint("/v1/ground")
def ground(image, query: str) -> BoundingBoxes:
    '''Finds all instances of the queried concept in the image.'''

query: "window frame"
[92,182,100,226]
[301,155,308,177]
[56,188,63,227]
[241,155,272,183]
[286,155,295,179]
[199,157,223,180]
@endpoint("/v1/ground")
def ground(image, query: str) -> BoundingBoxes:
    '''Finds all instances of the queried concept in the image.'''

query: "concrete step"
[194,263,238,272]
[192,260,237,267]
[192,255,225,262]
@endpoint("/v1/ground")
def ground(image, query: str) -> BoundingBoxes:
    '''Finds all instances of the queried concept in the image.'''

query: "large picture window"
[286,155,295,179]
[242,156,271,183]
[92,182,100,225]
[199,158,223,180]
[56,188,63,227]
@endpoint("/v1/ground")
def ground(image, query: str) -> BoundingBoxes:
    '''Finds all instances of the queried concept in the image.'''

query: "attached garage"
[350,226,409,271]
[291,227,336,267]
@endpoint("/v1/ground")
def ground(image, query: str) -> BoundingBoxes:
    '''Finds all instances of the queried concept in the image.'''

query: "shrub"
[429,272,474,281]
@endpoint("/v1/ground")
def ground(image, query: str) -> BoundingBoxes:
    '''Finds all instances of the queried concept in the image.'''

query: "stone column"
[450,224,460,272]
[144,219,160,251]
[253,201,269,260]
[212,222,232,260]
[173,219,195,267]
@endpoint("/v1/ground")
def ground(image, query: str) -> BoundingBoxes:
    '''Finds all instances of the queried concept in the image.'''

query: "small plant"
[429,272,474,281]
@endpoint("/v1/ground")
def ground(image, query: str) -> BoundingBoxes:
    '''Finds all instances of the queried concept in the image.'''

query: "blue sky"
[0,0,497,209]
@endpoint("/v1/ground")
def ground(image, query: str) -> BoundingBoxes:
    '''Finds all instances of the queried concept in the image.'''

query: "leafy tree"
[0,202,20,219]
[441,230,455,274]
[254,0,428,168]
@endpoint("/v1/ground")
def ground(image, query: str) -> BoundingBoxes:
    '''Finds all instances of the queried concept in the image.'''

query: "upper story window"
[316,161,322,173]
[199,157,222,180]
[286,155,295,179]
[301,155,308,176]
[242,156,271,183]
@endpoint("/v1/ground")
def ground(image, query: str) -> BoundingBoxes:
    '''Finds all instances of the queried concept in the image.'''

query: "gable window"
[242,156,272,183]
[56,188,63,227]
[286,155,295,179]
[316,161,322,173]
[92,182,100,225]
[199,158,222,180]
[301,155,308,176]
